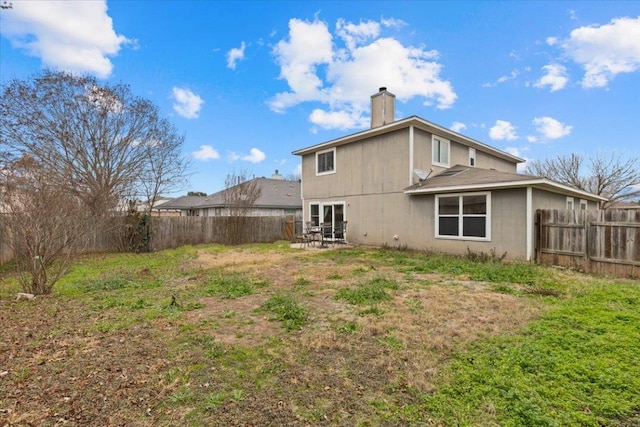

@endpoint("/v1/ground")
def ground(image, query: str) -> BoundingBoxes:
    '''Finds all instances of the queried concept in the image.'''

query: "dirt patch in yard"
[0,246,544,426]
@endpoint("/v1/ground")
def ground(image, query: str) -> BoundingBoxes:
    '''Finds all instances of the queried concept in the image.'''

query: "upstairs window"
[316,148,336,175]
[432,136,450,168]
[436,192,491,240]
[566,197,574,210]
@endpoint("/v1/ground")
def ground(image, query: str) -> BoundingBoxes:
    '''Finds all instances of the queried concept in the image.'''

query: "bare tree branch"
[0,156,93,294]
[525,152,640,207]
[223,171,262,244]
[0,70,189,218]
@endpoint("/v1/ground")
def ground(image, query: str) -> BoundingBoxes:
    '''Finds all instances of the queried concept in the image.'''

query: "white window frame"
[309,203,320,226]
[435,192,491,241]
[566,197,574,210]
[316,147,336,176]
[579,199,588,211]
[432,135,450,168]
[469,147,476,167]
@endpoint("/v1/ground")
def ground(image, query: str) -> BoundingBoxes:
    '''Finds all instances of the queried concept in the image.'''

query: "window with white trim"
[469,147,476,167]
[566,197,574,210]
[579,199,587,211]
[436,192,490,240]
[316,148,336,175]
[432,135,450,167]
[310,204,320,226]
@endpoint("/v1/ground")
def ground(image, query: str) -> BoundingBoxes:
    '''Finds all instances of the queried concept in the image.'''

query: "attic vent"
[437,167,468,177]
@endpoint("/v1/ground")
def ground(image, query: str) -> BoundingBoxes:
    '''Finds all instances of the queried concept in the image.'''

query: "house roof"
[292,115,524,164]
[403,165,607,202]
[157,178,302,210]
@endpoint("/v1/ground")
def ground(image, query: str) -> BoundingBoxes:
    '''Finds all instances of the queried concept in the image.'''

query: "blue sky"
[1,1,639,196]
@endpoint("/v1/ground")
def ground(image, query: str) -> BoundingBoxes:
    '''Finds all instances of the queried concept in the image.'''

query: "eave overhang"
[404,178,608,202]
[292,116,524,164]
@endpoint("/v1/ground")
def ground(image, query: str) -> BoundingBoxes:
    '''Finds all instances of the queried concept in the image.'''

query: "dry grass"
[0,243,548,426]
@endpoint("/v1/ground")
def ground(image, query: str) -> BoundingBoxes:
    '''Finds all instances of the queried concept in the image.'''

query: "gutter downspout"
[526,186,533,261]
[409,125,414,186]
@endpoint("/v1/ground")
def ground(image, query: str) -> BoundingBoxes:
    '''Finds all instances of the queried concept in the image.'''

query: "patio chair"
[333,221,348,246]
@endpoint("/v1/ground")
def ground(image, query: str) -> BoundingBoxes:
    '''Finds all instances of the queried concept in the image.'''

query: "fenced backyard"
[536,208,640,278]
[0,215,290,264]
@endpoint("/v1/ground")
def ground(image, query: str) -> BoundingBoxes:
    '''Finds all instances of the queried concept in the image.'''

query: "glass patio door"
[322,204,345,240]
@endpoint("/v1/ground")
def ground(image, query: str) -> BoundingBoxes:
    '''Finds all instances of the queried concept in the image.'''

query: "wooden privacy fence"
[536,209,640,278]
[0,215,289,264]
[148,215,288,251]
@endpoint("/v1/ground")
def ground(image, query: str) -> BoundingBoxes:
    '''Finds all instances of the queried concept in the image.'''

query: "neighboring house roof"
[156,195,208,209]
[607,201,640,209]
[404,165,607,202]
[292,115,524,164]
[157,178,302,210]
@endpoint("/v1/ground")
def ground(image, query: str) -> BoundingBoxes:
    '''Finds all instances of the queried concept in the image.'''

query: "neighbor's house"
[156,173,302,218]
[292,88,605,261]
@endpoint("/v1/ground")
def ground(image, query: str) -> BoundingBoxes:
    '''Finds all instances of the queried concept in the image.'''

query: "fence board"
[0,215,288,264]
[537,209,640,278]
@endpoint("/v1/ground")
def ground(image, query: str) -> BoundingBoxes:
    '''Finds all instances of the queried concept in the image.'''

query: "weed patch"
[261,294,308,331]
[335,276,398,305]
[206,272,266,299]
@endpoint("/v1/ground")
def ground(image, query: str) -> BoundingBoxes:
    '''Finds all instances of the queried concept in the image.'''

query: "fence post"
[584,210,590,273]
[534,209,543,263]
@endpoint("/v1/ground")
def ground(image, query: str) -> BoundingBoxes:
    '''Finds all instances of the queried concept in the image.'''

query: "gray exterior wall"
[301,127,518,199]
[532,188,599,212]
[305,189,530,259]
[299,122,599,260]
[301,129,532,259]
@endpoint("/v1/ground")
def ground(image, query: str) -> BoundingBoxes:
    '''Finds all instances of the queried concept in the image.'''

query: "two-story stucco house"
[292,88,605,260]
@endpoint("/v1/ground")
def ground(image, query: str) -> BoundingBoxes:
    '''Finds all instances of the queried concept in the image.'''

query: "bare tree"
[0,70,189,220]
[223,171,262,244]
[0,156,92,294]
[525,152,640,207]
[285,172,301,182]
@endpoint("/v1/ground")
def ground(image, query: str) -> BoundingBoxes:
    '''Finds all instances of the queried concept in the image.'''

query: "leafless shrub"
[223,171,262,245]
[0,156,93,294]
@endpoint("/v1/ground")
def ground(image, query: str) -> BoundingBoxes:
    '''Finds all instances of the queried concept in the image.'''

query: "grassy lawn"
[1,242,638,426]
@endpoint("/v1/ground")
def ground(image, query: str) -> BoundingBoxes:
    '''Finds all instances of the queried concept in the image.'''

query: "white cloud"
[336,18,381,51]
[483,70,519,88]
[293,163,302,177]
[527,135,538,143]
[546,36,559,46]
[534,64,569,92]
[0,0,130,78]
[533,116,572,139]
[489,120,518,141]
[226,41,246,70]
[171,87,204,119]
[270,18,334,112]
[450,121,467,133]
[269,17,457,130]
[193,145,220,161]
[504,147,521,157]
[242,148,266,163]
[227,148,266,164]
[308,108,367,130]
[561,16,640,88]
[381,17,407,29]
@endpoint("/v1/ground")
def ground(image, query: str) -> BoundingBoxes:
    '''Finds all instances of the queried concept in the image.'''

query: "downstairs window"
[436,192,491,240]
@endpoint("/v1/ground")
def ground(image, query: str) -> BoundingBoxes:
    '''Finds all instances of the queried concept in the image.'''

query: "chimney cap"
[379,87,387,92]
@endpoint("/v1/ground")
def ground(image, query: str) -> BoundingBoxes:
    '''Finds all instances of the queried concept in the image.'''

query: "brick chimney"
[370,87,395,128]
